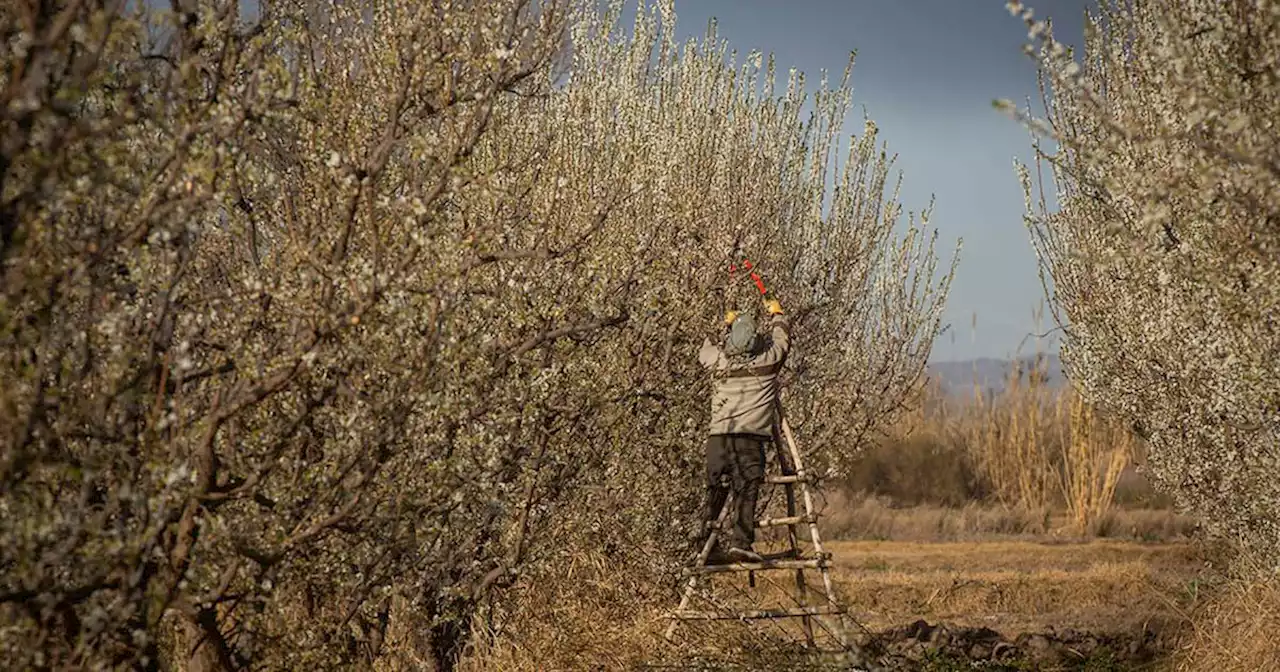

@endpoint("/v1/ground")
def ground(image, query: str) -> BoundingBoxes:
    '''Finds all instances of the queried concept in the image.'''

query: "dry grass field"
[826,524,1205,636]
[458,367,1280,671]
[460,518,1214,671]
[834,538,1200,632]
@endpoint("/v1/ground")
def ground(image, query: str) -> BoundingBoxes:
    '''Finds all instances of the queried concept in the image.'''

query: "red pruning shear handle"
[729,258,769,297]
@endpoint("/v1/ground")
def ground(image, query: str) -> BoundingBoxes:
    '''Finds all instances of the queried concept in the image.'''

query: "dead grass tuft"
[457,549,670,671]
[458,548,823,671]
[1174,558,1280,672]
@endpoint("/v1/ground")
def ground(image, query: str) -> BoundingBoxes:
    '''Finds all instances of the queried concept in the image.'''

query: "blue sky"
[630,0,1091,361]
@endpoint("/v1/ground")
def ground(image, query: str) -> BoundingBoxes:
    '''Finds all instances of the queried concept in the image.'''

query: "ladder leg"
[665,488,735,641]
[788,486,815,647]
[773,425,814,646]
[779,414,850,650]
[772,424,803,557]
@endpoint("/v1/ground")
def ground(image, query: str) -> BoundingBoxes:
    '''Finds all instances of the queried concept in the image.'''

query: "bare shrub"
[819,492,1050,542]
[1,0,955,669]
[1113,464,1177,510]
[841,432,986,507]
[821,491,1194,543]
[1005,0,1280,571]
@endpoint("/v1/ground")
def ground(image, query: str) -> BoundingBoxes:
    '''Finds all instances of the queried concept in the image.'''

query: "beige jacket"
[698,315,791,438]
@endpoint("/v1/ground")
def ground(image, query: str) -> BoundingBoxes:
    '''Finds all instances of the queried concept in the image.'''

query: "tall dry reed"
[1058,392,1135,535]
[869,350,1140,535]
[958,355,1058,511]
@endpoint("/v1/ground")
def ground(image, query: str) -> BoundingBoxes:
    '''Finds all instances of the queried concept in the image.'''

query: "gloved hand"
[724,310,739,325]
[763,298,783,315]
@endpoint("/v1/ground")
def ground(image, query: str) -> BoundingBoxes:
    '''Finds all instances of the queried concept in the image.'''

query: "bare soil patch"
[829,539,1205,636]
[829,538,1207,669]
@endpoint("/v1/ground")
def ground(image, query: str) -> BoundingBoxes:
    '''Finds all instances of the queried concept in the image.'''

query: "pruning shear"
[728,258,769,298]
[728,257,784,321]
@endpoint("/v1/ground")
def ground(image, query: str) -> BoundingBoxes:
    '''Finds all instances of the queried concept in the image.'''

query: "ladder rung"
[756,514,816,528]
[670,605,843,621]
[763,474,812,484]
[757,550,830,562]
[683,557,829,575]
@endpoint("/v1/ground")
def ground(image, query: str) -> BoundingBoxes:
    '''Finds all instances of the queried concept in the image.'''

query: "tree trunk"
[428,595,475,672]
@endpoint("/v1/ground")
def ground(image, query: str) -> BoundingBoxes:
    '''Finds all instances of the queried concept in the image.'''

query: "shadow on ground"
[639,618,1175,671]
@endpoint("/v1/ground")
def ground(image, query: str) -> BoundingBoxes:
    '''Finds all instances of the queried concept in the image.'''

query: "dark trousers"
[706,434,766,549]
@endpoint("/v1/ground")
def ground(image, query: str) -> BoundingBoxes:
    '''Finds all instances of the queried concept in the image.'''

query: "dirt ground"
[661,537,1210,670]
[827,538,1208,669]
[831,539,1205,635]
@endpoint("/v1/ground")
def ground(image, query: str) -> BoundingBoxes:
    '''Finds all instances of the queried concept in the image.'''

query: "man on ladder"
[697,295,789,565]
[673,273,851,654]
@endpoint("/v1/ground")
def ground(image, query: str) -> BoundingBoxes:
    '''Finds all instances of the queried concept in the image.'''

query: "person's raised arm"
[753,299,790,366]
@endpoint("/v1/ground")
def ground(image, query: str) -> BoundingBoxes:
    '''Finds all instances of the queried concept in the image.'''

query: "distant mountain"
[925,354,1065,396]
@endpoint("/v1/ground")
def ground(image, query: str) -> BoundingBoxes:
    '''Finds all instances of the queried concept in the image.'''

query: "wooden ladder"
[664,405,850,649]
